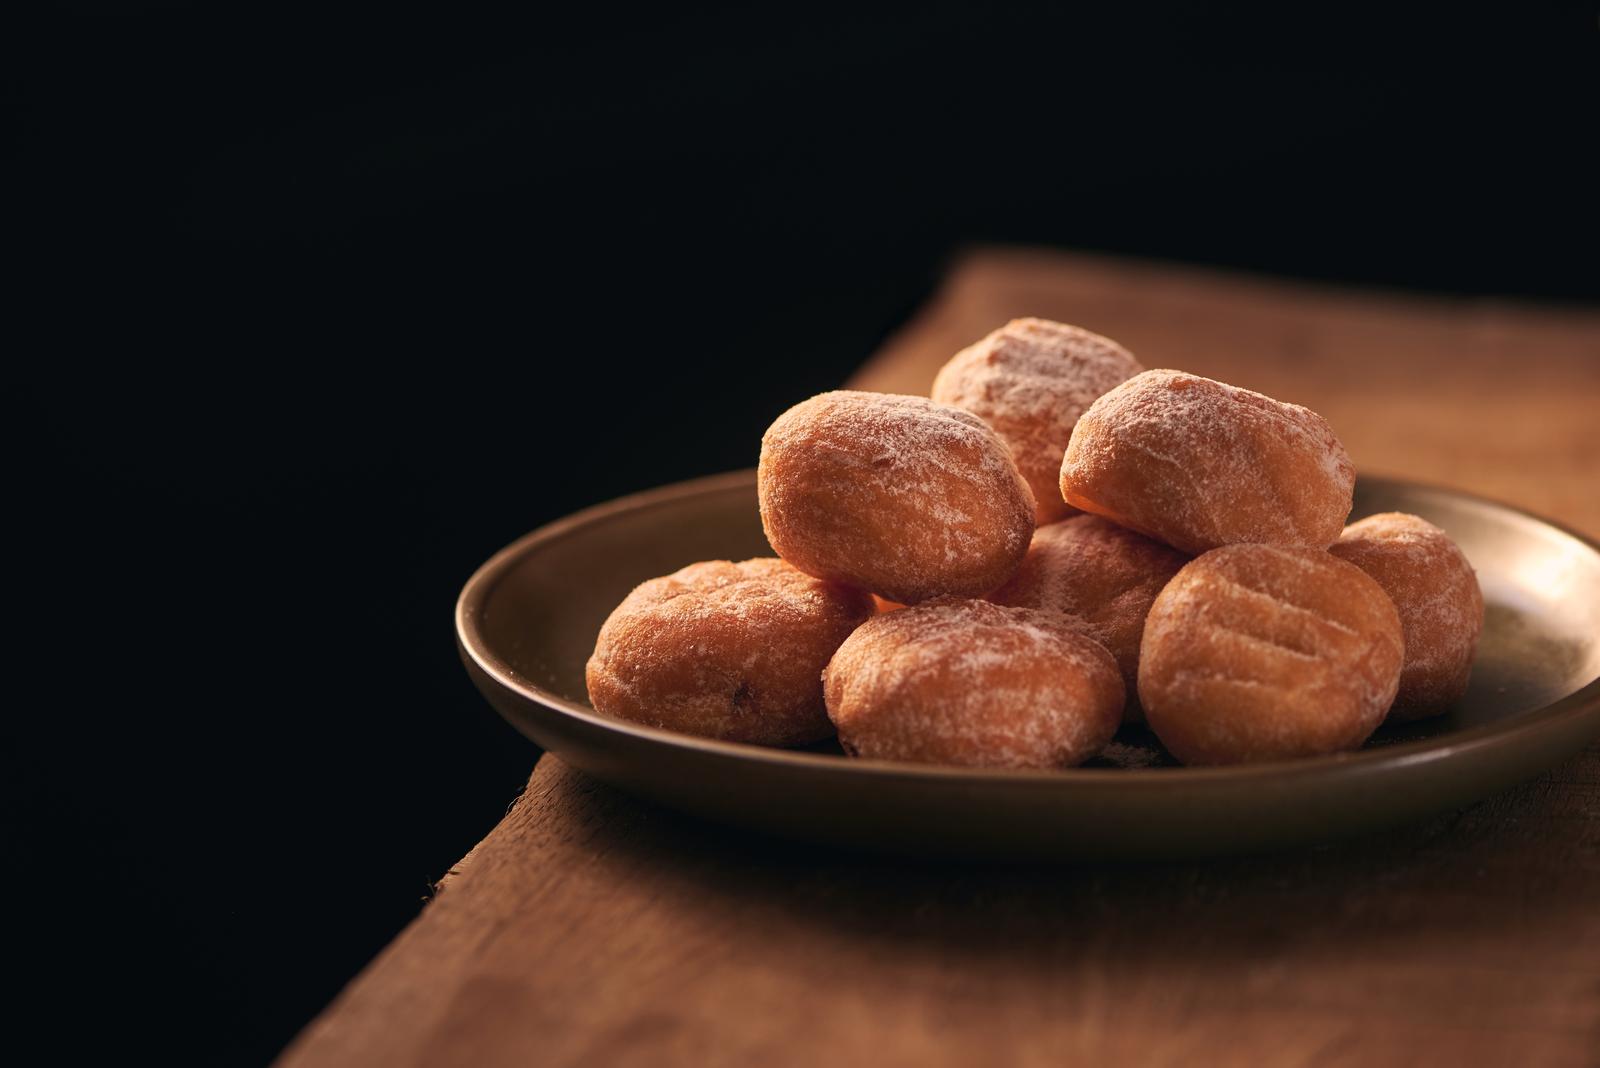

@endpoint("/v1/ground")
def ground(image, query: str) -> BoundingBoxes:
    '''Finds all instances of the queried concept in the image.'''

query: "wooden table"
[281,250,1600,1067]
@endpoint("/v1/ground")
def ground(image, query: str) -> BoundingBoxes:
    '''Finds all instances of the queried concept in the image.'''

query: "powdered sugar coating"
[585,558,875,746]
[823,598,1123,769]
[1330,512,1483,720]
[758,390,1036,603]
[989,515,1190,724]
[1138,544,1403,765]
[932,318,1142,525]
[1061,370,1356,554]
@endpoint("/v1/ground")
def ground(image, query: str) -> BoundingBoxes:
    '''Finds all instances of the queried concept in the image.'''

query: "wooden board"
[280,249,1600,1068]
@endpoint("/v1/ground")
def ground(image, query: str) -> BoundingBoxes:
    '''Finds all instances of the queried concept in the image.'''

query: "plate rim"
[455,468,1600,789]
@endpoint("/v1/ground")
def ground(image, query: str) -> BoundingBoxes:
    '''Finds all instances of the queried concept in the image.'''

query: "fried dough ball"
[1060,370,1356,554]
[1138,545,1404,765]
[585,558,874,746]
[989,515,1190,723]
[822,598,1123,769]
[758,391,1036,604]
[1330,512,1483,720]
[932,318,1142,525]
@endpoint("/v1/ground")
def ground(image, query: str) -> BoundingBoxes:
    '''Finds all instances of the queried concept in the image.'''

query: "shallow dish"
[456,471,1600,859]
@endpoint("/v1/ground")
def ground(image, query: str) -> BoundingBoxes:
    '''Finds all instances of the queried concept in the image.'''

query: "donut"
[1138,544,1403,765]
[932,318,1142,525]
[1060,370,1356,554]
[1330,512,1483,720]
[758,390,1036,603]
[822,598,1123,769]
[585,558,875,746]
[989,514,1189,723]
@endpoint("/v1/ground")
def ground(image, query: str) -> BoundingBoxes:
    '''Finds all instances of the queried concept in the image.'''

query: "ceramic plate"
[456,471,1600,859]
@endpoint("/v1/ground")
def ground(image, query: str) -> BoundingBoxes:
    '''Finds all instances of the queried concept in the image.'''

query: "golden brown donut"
[1060,370,1356,554]
[1138,544,1404,765]
[758,390,1036,603]
[932,318,1142,525]
[823,598,1123,769]
[1330,512,1483,720]
[989,515,1189,723]
[585,558,874,746]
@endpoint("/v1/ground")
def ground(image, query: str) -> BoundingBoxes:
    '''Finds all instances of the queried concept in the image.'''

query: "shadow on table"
[543,749,1596,973]
[362,752,1598,1068]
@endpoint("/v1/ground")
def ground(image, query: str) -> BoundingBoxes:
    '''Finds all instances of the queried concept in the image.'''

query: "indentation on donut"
[1206,623,1320,662]
[1213,575,1359,637]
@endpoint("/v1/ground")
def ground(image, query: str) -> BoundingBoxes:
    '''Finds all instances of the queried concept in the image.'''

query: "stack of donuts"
[586,318,1484,768]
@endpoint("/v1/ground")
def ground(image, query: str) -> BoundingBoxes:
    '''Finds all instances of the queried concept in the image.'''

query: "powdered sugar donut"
[1060,370,1356,554]
[823,598,1123,769]
[1330,512,1483,720]
[585,558,875,746]
[759,391,1036,603]
[932,318,1142,525]
[989,515,1189,723]
[1138,545,1403,765]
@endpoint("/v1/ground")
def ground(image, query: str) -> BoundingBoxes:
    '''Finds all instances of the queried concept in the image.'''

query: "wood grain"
[284,752,1599,1068]
[280,249,1600,1068]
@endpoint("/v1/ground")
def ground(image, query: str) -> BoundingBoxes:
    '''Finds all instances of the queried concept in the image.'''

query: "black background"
[11,4,1598,1064]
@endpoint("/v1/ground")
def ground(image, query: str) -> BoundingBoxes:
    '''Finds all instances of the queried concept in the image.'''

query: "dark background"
[11,4,1597,1063]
